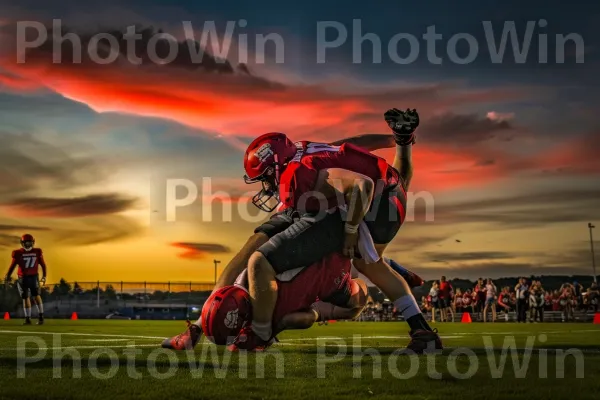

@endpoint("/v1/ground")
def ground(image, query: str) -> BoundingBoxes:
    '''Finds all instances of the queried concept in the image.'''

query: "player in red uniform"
[237,108,441,353]
[162,252,367,350]
[4,234,47,325]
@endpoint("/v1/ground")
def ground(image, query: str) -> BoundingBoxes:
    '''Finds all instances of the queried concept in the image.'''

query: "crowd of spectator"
[359,277,600,323]
[421,277,599,323]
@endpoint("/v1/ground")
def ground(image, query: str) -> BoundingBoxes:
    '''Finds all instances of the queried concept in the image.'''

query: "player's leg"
[385,110,416,190]
[384,258,424,288]
[244,211,345,346]
[358,188,441,351]
[17,278,32,324]
[483,302,488,322]
[33,296,44,324]
[353,249,439,346]
[162,209,300,350]
[28,276,43,324]
[23,298,31,324]
[213,208,297,294]
[246,252,278,341]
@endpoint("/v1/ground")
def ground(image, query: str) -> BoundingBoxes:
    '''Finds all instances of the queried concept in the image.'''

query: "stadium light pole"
[589,223,597,283]
[213,259,221,284]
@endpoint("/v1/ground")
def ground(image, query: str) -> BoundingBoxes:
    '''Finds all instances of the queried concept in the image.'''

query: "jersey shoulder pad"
[11,249,22,257]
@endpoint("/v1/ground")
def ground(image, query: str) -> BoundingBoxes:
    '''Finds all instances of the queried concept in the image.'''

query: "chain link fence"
[1,280,214,319]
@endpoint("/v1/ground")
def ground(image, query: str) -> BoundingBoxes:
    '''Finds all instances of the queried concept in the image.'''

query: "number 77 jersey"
[11,248,46,277]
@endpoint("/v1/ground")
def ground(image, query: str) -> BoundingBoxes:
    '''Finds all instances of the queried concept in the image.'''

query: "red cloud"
[0,23,532,141]
[171,242,230,260]
[2,23,582,194]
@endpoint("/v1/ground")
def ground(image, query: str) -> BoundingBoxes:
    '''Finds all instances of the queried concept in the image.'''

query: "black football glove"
[384,108,419,146]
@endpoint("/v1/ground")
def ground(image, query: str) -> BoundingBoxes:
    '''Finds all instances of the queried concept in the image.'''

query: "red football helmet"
[21,234,35,251]
[243,132,297,212]
[201,285,252,345]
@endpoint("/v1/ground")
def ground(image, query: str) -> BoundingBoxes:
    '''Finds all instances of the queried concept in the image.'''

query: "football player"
[4,234,47,325]
[236,108,441,353]
[162,252,368,351]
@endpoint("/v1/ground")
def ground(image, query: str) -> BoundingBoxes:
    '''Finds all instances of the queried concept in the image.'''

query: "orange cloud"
[171,242,230,260]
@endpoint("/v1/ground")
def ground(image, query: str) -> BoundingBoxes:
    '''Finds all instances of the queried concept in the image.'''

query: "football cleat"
[37,317,44,325]
[227,326,274,352]
[161,320,202,350]
[406,328,443,354]
[384,108,419,146]
[23,318,32,325]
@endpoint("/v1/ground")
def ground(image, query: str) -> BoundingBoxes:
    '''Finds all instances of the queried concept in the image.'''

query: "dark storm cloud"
[0,132,108,198]
[1,22,282,91]
[5,194,138,217]
[0,224,51,231]
[0,224,51,247]
[415,188,600,228]
[386,233,456,252]
[425,251,515,262]
[52,215,142,246]
[420,113,514,144]
[0,132,142,245]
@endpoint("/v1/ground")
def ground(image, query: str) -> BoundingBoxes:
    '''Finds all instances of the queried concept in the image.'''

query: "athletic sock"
[394,295,432,332]
[251,320,272,341]
[23,307,31,318]
[194,316,203,328]
[36,303,44,315]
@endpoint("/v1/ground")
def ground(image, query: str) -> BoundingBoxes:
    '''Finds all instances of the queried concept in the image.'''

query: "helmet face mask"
[243,132,297,213]
[20,234,34,251]
[245,166,281,212]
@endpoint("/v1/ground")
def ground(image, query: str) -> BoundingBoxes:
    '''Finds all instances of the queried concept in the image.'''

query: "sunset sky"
[0,0,599,283]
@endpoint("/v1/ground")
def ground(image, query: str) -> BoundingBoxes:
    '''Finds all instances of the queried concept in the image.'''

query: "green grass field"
[1,320,599,400]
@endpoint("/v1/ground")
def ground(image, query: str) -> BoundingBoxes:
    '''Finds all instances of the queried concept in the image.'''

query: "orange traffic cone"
[3,312,9,320]
[328,320,337,324]
[593,313,600,324]
[461,312,472,323]
[71,312,78,320]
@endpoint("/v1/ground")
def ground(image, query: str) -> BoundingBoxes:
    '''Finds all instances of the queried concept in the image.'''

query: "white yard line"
[0,344,159,351]
[0,329,165,340]
[280,335,464,341]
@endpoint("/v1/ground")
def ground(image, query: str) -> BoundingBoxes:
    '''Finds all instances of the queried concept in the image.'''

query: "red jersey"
[235,252,352,328]
[498,292,509,306]
[278,141,399,212]
[439,281,452,299]
[8,248,47,277]
[462,293,472,306]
